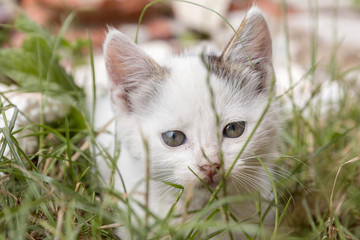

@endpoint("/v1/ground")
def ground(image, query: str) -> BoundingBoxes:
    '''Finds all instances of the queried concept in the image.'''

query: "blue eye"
[223,121,246,138]
[162,131,186,147]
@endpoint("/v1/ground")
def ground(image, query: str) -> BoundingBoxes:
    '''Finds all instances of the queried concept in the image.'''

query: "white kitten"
[98,6,279,238]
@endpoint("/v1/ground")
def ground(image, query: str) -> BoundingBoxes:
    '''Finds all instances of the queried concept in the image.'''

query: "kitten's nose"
[199,163,220,179]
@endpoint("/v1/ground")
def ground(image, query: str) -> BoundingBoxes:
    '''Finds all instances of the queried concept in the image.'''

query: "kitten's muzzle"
[199,163,220,181]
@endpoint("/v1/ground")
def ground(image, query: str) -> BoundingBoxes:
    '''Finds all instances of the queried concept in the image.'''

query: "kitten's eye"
[223,121,246,138]
[162,131,186,147]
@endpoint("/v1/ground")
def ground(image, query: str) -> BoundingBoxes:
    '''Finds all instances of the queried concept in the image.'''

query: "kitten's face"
[141,56,277,191]
[104,7,278,195]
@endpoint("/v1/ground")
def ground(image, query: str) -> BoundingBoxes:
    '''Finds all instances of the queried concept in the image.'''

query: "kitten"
[98,6,279,238]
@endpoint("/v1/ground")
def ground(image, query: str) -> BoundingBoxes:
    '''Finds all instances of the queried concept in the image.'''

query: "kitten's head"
[104,7,278,197]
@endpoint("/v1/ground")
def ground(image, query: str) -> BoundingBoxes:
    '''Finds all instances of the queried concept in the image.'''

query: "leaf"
[0,37,84,106]
[163,181,184,190]
[14,13,50,40]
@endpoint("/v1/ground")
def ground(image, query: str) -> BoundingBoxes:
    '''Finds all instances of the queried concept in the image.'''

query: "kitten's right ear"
[220,7,272,66]
[104,29,166,111]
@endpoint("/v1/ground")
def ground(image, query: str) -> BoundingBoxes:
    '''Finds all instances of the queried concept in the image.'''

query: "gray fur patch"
[205,54,272,95]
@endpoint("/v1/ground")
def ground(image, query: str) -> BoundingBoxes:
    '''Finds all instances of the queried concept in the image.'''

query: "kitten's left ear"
[221,7,272,66]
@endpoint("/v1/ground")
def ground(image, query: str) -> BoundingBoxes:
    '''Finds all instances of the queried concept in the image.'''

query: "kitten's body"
[97,7,279,238]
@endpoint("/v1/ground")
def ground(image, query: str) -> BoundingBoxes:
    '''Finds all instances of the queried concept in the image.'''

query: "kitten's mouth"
[197,177,220,190]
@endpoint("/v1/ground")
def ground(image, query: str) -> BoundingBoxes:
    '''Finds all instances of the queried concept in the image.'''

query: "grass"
[1,1,360,239]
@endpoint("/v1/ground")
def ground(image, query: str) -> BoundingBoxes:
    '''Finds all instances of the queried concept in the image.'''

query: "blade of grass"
[255,155,279,239]
[135,0,236,44]
[65,116,74,180]
[86,30,96,129]
[311,126,356,158]
[329,156,360,221]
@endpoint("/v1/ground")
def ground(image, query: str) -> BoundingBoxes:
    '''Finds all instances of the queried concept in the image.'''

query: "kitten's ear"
[104,29,166,111]
[221,7,272,66]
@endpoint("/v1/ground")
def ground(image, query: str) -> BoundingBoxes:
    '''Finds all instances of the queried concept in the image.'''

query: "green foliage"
[0,26,11,47]
[353,0,360,7]
[0,13,84,106]
[0,12,108,240]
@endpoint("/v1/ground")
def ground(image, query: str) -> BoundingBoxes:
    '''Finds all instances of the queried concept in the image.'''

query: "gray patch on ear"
[206,54,271,94]
[205,7,274,95]
[221,7,273,66]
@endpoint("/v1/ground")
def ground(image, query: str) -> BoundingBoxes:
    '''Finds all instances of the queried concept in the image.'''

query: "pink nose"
[199,163,220,179]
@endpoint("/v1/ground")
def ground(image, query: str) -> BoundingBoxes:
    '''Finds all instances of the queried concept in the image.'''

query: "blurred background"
[1,0,359,101]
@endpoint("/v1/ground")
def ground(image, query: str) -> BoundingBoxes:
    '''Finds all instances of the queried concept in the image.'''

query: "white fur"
[97,6,279,239]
